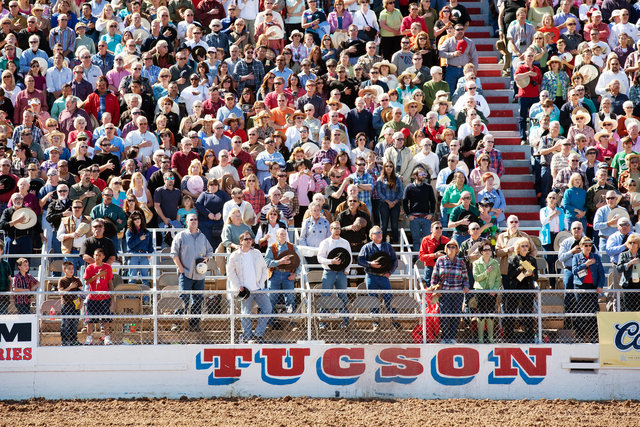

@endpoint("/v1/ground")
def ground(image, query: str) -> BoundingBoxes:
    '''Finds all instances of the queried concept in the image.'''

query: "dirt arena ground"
[1,397,639,426]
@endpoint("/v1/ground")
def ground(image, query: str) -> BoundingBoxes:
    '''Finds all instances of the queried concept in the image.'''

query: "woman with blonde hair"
[126,171,153,208]
[181,159,207,199]
[527,0,553,28]
[221,207,255,252]
[242,173,266,215]
[506,236,539,343]
[95,4,119,35]
[0,70,19,103]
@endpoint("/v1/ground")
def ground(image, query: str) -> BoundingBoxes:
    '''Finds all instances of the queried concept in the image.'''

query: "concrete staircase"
[461,2,539,227]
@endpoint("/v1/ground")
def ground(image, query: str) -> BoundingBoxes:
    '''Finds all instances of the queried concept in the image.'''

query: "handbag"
[359,11,378,39]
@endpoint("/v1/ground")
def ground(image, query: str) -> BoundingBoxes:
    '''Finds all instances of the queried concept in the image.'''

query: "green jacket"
[472,257,501,291]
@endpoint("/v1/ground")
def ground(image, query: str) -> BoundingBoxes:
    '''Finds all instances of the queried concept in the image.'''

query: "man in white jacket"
[227,230,272,342]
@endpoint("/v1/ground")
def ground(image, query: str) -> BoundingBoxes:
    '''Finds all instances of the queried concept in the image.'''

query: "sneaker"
[84,335,93,345]
[170,323,181,332]
[104,336,113,345]
[372,322,380,331]
[286,306,294,314]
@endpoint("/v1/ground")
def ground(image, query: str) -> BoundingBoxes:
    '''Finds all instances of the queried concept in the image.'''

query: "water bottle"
[49,306,56,315]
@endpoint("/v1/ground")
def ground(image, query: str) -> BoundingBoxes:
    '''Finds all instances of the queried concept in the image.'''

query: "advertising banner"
[0,315,37,367]
[597,312,640,368]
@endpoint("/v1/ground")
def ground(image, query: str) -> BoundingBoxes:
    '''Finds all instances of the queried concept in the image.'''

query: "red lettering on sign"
[12,348,22,360]
[22,348,32,360]
[493,348,552,377]
[322,348,366,377]
[379,348,424,377]
[436,347,480,377]
[202,348,252,377]
[261,348,310,377]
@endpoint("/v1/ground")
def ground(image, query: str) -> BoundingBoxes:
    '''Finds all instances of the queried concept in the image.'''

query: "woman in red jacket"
[83,76,120,127]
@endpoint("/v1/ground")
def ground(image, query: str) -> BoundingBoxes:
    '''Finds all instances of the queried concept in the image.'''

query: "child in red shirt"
[83,248,114,345]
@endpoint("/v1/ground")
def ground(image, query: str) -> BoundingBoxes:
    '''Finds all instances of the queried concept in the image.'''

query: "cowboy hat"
[327,96,341,106]
[571,107,591,125]
[404,100,423,114]
[626,153,640,164]
[48,130,65,140]
[594,131,611,141]
[301,142,319,158]
[600,117,618,130]
[12,208,37,230]
[287,110,305,125]
[358,85,383,98]
[203,114,215,122]
[273,130,287,143]
[398,71,416,83]
[381,107,394,123]
[289,29,304,41]
[373,59,397,74]
[547,56,563,67]
[256,110,271,121]
[223,113,241,125]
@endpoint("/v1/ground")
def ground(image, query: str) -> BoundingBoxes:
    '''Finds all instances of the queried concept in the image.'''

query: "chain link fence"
[8,288,640,346]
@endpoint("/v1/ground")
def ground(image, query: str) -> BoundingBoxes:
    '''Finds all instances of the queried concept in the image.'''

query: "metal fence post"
[152,253,158,345]
[537,290,543,343]
[229,289,236,344]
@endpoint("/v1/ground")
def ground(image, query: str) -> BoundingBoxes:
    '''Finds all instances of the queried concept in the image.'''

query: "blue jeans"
[4,236,33,273]
[423,266,434,287]
[379,202,400,243]
[365,273,395,314]
[241,291,272,338]
[268,270,296,312]
[322,270,348,307]
[518,97,538,141]
[178,274,204,328]
[445,66,464,95]
[563,268,576,314]
[409,216,431,252]
[16,303,31,314]
[451,232,469,247]
[61,304,79,345]
[439,291,464,341]
[128,255,150,286]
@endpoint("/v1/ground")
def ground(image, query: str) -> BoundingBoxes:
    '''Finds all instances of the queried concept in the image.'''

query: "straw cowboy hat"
[404,99,423,114]
[373,59,397,74]
[359,85,384,98]
[547,56,563,68]
[398,71,416,83]
[571,107,591,125]
[600,117,618,130]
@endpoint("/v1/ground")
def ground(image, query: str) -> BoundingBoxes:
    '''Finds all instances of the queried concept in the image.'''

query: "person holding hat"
[317,220,352,325]
[233,45,265,94]
[615,232,640,312]
[227,229,271,343]
[0,192,41,272]
[14,75,47,126]
[170,213,214,333]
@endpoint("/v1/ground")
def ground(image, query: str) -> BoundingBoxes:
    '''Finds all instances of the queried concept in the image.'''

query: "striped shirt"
[13,273,37,306]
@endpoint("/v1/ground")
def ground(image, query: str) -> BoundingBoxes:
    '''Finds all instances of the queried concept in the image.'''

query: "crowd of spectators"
[0,0,637,344]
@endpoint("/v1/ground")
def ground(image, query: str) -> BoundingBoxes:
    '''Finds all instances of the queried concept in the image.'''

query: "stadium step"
[464,10,540,224]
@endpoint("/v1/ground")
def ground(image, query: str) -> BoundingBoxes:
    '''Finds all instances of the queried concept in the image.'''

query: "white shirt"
[453,93,491,118]
[414,151,440,178]
[81,64,103,90]
[206,164,240,182]
[56,214,88,249]
[124,130,159,160]
[180,84,208,115]
[238,0,259,20]
[222,199,255,224]
[241,250,259,290]
[317,236,351,273]
[255,222,287,247]
[608,22,639,48]
[595,70,630,96]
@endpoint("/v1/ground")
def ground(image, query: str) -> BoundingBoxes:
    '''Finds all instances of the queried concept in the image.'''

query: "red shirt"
[515,64,542,98]
[171,150,201,178]
[419,234,450,267]
[84,263,113,301]
[91,177,107,191]
[401,15,427,34]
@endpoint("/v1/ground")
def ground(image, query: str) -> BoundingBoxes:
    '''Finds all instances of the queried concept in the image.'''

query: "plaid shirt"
[277,183,299,215]
[553,166,587,193]
[312,148,337,166]
[49,26,76,54]
[474,148,505,177]
[431,255,470,290]
[349,172,374,207]
[259,202,293,223]
[13,272,37,306]
[367,163,382,200]
[243,188,266,215]
[233,59,266,94]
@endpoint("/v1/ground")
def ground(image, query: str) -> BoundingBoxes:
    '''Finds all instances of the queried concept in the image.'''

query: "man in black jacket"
[403,165,437,252]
